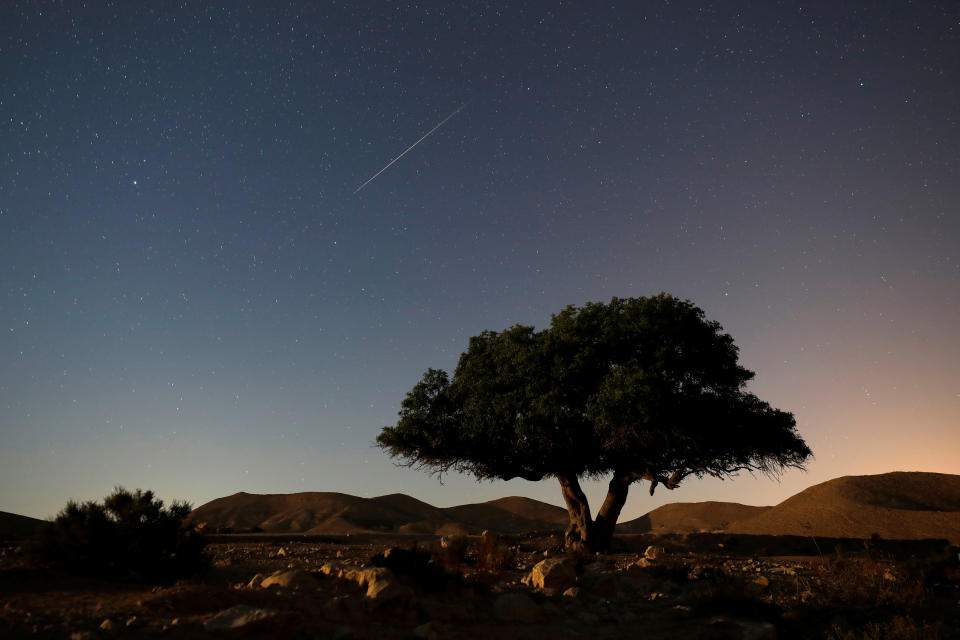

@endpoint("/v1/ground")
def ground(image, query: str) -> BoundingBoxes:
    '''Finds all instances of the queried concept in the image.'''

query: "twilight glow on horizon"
[1,2,958,521]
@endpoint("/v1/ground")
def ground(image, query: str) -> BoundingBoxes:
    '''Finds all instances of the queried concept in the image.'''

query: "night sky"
[2,2,958,521]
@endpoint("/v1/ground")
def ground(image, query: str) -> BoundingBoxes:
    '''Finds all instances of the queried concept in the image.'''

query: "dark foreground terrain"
[2,532,958,639]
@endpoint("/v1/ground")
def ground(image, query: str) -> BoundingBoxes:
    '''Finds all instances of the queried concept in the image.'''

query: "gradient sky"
[2,2,958,522]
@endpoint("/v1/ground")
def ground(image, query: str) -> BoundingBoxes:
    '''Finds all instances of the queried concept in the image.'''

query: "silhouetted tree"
[32,487,207,580]
[378,294,811,552]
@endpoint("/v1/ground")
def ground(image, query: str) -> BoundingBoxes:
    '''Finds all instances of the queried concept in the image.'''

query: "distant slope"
[727,472,960,543]
[618,501,769,534]
[0,511,46,540]
[443,496,567,533]
[187,472,960,541]
[187,492,567,535]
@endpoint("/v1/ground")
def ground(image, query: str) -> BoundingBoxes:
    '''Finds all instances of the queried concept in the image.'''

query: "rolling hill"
[186,492,568,535]
[726,471,960,543]
[617,501,769,534]
[0,511,47,540]
[185,471,960,542]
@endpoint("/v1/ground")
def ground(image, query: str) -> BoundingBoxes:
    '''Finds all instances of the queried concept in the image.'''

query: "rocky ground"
[2,532,958,639]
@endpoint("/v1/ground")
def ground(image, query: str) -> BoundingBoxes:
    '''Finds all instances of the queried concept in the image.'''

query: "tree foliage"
[32,487,208,580]
[378,295,812,551]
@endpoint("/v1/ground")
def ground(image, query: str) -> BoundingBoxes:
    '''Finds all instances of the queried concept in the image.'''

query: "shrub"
[32,487,208,581]
[476,530,516,571]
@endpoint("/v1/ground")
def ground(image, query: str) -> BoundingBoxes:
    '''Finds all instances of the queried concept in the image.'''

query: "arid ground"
[3,472,960,639]
[2,530,959,639]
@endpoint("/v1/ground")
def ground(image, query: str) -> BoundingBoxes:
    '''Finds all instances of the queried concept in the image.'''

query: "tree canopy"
[377,294,811,550]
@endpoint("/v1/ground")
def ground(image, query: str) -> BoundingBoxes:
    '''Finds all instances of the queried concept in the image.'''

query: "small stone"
[562,586,582,598]
[753,575,770,588]
[125,615,138,627]
[99,619,115,631]
[276,547,287,557]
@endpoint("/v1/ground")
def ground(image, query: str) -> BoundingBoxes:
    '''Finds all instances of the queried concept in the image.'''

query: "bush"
[476,530,516,571]
[32,487,208,581]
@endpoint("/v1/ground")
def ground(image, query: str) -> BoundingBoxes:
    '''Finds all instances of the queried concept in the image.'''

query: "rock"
[98,619,115,631]
[562,586,582,598]
[203,605,278,630]
[493,592,542,623]
[260,569,317,590]
[365,570,414,605]
[276,546,287,557]
[752,575,770,588]
[322,563,413,605]
[522,557,577,591]
[124,615,138,627]
[644,545,666,560]
[632,557,652,568]
[245,573,266,589]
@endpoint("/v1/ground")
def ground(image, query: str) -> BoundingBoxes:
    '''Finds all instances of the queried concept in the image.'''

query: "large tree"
[377,294,811,552]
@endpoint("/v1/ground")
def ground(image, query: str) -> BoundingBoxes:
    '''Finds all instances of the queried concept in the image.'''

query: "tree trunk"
[556,474,592,553]
[557,472,634,553]
[590,473,632,552]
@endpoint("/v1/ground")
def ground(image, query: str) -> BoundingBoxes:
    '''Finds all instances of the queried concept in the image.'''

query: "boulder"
[203,605,278,630]
[320,563,412,605]
[522,557,577,591]
[492,592,542,623]
[260,569,317,590]
[644,545,666,560]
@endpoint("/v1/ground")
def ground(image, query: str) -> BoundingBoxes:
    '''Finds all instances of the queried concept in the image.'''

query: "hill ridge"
[181,471,960,542]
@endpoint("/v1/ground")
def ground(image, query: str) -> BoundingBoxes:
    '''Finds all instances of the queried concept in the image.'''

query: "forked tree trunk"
[557,472,633,553]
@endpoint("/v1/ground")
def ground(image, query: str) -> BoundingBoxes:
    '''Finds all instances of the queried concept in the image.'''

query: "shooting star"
[354,103,467,194]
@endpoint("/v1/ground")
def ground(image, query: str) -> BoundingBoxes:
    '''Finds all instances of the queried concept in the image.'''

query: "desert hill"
[618,501,769,534]
[443,496,569,534]
[0,510,46,540]
[727,472,960,543]
[187,472,960,542]
[186,492,567,535]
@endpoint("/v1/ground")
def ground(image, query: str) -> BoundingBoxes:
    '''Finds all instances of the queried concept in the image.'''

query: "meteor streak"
[354,104,467,193]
